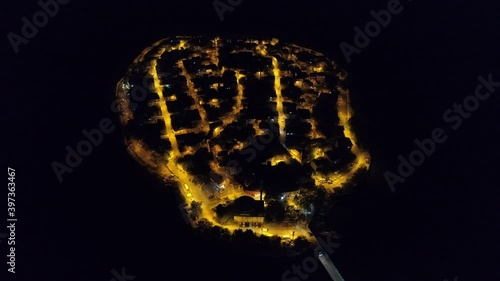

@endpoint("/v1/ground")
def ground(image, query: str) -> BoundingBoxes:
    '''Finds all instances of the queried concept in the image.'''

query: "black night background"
[2,0,500,281]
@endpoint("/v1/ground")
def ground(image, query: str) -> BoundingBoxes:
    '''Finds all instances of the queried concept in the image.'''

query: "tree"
[191,201,202,217]
[196,218,213,229]
[293,236,311,250]
[265,200,285,223]
[296,189,316,210]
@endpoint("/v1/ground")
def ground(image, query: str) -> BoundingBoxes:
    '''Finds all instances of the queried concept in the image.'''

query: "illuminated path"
[214,69,246,137]
[308,118,324,139]
[232,70,245,121]
[148,48,180,158]
[272,56,286,144]
[177,60,210,135]
[210,37,220,67]
[313,77,370,189]
[256,43,287,143]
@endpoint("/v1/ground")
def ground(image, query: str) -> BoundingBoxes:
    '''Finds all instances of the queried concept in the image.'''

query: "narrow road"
[311,233,345,281]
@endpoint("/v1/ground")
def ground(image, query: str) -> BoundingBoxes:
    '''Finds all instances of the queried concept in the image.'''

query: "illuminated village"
[115,36,370,246]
